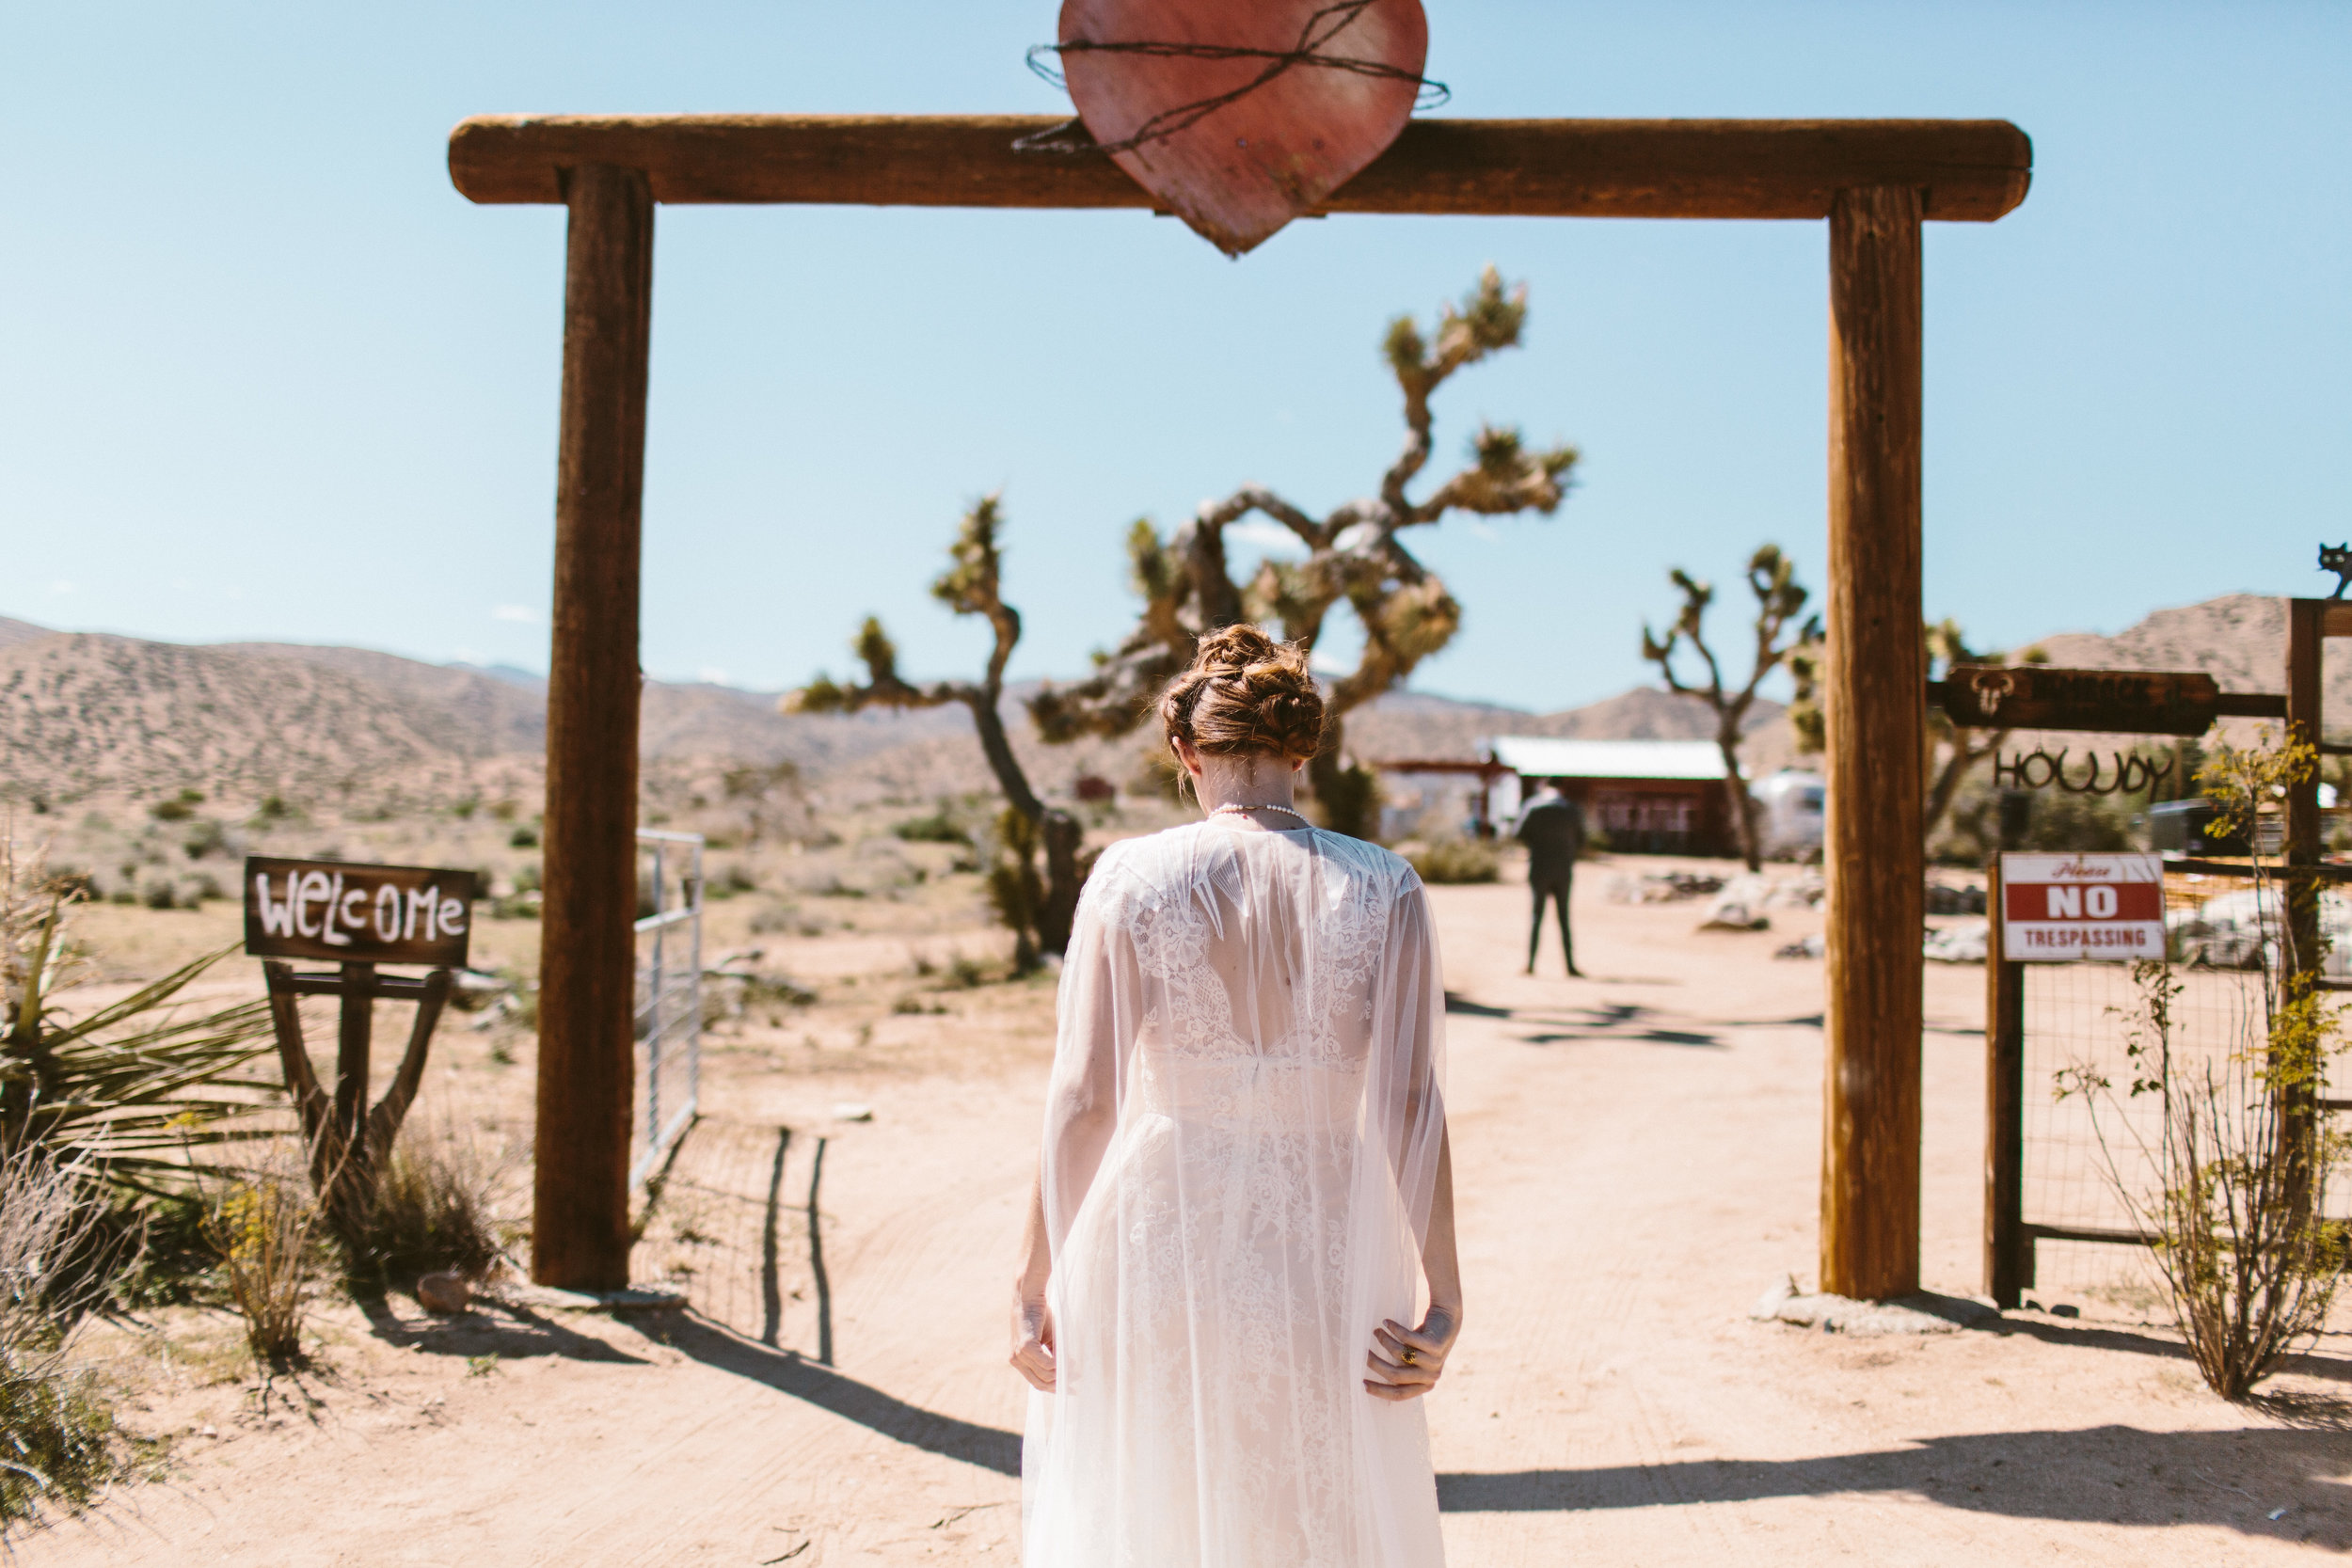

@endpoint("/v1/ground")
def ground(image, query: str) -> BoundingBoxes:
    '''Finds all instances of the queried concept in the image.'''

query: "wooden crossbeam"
[448,115,2030,221]
[455,108,2032,1296]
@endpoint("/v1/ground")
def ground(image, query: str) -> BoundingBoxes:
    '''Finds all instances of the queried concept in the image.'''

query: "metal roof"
[1486,736,1729,781]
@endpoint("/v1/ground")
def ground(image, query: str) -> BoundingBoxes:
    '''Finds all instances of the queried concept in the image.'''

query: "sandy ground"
[28,856,2352,1565]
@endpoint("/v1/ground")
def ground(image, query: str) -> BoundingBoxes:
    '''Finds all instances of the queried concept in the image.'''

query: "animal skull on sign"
[1969,669,2017,717]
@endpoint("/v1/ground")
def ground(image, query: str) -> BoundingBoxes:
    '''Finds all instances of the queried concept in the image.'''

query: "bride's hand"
[1365,1306,1459,1401]
[1010,1290,1057,1391]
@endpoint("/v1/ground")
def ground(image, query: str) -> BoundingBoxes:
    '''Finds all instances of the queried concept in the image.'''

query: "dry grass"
[342,1113,521,1288]
[0,1148,138,1534]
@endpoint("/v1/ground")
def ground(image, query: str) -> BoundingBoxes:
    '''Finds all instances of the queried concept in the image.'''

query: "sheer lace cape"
[1024,821,1448,1568]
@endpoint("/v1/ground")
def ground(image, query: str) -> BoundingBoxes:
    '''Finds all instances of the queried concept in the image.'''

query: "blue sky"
[2,3,2344,710]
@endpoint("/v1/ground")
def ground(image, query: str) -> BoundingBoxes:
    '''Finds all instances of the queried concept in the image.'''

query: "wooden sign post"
[1939,665,2224,736]
[245,858,477,1237]
[450,114,2035,1295]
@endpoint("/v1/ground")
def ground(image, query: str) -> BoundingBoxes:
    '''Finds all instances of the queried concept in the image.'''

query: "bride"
[1012,626,1460,1568]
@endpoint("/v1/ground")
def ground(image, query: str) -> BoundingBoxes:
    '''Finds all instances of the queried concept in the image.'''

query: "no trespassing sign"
[1998,851,2164,962]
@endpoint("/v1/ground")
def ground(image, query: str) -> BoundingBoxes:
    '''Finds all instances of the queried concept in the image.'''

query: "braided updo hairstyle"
[1159,625,1325,766]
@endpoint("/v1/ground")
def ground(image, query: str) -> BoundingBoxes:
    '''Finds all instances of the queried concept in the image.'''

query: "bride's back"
[1079,822,1427,1141]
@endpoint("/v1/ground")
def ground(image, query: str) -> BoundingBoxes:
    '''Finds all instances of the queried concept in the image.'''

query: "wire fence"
[2017,865,2351,1307]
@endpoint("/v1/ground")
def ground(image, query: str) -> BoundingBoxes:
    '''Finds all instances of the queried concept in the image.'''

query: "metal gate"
[633,829,704,1188]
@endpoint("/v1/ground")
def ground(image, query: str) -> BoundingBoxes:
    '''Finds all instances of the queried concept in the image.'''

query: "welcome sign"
[1997,851,2165,961]
[244,857,478,967]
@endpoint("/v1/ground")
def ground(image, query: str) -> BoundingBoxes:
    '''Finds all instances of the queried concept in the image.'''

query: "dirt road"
[38,868,2348,1563]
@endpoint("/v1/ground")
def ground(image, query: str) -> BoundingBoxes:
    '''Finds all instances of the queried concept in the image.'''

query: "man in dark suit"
[1515,783,1586,976]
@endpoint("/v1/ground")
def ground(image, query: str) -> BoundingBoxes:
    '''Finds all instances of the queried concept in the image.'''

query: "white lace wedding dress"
[1024,820,1448,1568]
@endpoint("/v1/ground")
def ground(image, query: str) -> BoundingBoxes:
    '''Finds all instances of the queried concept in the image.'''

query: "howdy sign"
[244,858,477,966]
[1941,665,2219,736]
[1998,852,2165,961]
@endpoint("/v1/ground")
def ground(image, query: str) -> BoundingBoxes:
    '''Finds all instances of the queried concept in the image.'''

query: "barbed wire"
[1014,1,1449,157]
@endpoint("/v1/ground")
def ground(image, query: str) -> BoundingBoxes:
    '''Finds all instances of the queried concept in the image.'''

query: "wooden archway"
[447,114,2032,1298]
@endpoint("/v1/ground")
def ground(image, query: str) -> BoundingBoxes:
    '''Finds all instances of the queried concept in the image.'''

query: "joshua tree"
[1788,618,2043,842]
[1639,546,1820,872]
[1028,267,1580,838]
[790,495,1082,963]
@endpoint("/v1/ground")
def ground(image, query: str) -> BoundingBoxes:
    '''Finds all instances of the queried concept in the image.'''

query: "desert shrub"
[0,1359,123,1531]
[741,974,818,1008]
[490,862,545,920]
[1406,838,1501,885]
[341,1117,516,1287]
[748,900,823,938]
[893,805,971,845]
[146,789,203,823]
[103,1188,213,1309]
[501,973,540,1031]
[2063,957,2346,1401]
[182,818,229,860]
[509,822,540,848]
[199,1143,329,1370]
[2057,736,2347,1401]
[0,1149,136,1531]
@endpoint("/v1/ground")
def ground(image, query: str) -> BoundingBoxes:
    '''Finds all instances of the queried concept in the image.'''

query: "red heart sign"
[1057,0,1429,256]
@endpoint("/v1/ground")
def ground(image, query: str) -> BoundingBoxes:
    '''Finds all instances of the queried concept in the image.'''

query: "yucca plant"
[2,845,277,1194]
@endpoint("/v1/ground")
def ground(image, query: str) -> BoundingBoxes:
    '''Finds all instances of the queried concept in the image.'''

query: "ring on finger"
[1399,1346,1416,1365]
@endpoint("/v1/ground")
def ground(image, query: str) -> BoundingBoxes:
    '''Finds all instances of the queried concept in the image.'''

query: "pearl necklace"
[1212,801,1311,824]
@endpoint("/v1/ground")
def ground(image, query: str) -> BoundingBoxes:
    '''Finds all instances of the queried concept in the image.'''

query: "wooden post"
[1982,861,2026,1308]
[333,961,375,1148]
[2285,599,2324,877]
[1820,185,1925,1301]
[2281,598,2325,1219]
[533,164,654,1291]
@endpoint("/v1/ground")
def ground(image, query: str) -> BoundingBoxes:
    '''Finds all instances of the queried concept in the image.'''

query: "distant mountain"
[0,617,51,652]
[1347,684,1790,771]
[0,633,472,805]
[0,593,2315,809]
[2028,592,2347,711]
[217,642,547,758]
[453,662,547,689]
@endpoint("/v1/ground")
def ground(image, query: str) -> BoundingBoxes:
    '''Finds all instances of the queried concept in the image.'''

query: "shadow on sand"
[1446,993,1724,1048]
[354,1289,650,1366]
[665,1314,1025,1477]
[1437,1424,2349,1539]
[664,1308,2349,1543]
